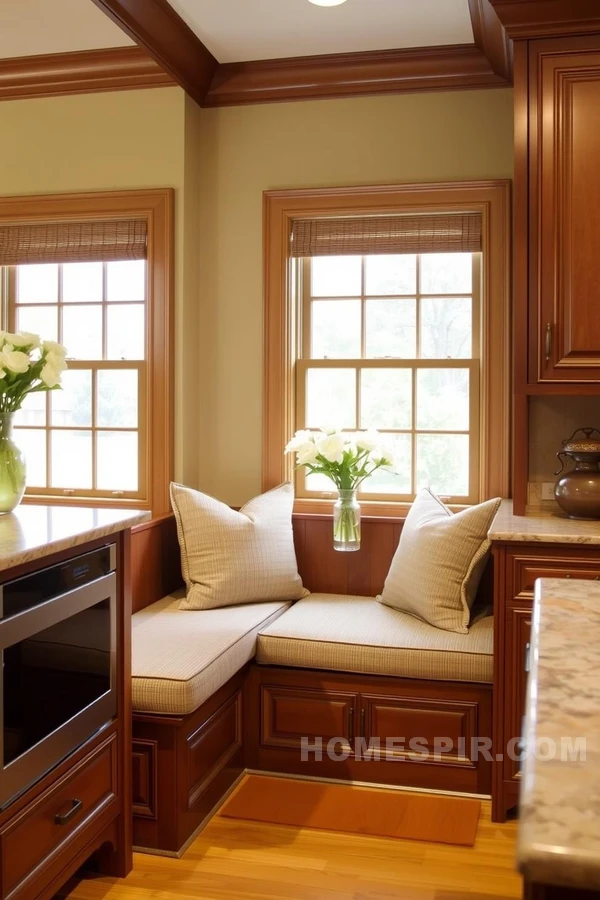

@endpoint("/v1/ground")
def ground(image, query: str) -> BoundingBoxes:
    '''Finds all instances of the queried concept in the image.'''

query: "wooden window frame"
[0,188,174,515]
[263,181,511,517]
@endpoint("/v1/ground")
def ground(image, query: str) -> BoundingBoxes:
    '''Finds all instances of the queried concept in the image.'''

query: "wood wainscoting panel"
[132,740,157,820]
[186,691,242,810]
[131,513,182,612]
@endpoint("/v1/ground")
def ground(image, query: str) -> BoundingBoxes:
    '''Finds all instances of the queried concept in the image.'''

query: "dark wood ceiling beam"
[0,47,174,102]
[468,0,513,81]
[204,44,509,108]
[89,0,217,105]
[488,0,600,39]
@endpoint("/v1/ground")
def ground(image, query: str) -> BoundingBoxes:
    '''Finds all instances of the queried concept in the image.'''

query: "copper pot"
[555,427,600,519]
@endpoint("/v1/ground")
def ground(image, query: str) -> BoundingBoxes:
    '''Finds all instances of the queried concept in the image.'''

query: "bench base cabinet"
[246,666,492,796]
[132,670,245,856]
[493,543,600,822]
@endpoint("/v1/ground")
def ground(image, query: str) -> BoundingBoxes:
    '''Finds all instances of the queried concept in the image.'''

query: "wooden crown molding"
[468,0,513,81]
[89,0,217,106]
[0,46,174,102]
[205,44,508,107]
[488,0,600,39]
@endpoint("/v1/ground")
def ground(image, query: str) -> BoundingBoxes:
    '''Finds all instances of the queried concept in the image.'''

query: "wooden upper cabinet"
[530,36,600,382]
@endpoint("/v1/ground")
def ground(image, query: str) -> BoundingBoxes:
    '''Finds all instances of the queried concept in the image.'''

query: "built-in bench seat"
[256,593,493,683]
[131,590,494,856]
[132,590,291,715]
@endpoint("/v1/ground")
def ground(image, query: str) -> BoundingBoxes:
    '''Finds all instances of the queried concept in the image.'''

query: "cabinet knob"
[545,322,553,361]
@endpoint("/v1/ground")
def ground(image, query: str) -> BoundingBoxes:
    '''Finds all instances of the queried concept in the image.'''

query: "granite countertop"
[518,577,600,891]
[489,499,600,544]
[0,504,150,572]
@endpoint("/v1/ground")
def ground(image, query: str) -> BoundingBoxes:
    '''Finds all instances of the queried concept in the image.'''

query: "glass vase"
[333,489,361,552]
[0,413,26,515]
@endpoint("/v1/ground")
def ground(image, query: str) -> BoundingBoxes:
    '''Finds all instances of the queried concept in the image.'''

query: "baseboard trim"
[245,768,491,802]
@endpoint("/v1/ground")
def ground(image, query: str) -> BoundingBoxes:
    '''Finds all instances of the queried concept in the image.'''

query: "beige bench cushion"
[132,590,292,715]
[257,593,493,683]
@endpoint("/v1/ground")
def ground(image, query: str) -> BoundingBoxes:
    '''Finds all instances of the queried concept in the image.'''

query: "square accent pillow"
[377,489,501,633]
[170,481,307,610]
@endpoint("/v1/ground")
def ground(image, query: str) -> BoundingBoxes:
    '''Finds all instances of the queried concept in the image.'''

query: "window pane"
[97,432,138,491]
[62,305,102,359]
[107,260,145,302]
[311,256,361,297]
[360,434,411,495]
[365,255,416,295]
[416,433,470,496]
[106,305,145,360]
[51,369,92,427]
[360,369,412,429]
[305,471,337,492]
[14,428,46,486]
[306,368,355,429]
[420,298,472,359]
[16,264,58,304]
[416,369,469,431]
[420,253,472,294]
[51,431,92,489]
[62,262,103,303]
[311,300,361,358]
[365,299,416,358]
[17,306,58,343]
[14,391,46,427]
[97,370,138,427]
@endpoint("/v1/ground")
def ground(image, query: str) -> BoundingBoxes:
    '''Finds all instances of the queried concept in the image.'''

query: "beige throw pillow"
[170,481,307,610]
[377,489,501,633]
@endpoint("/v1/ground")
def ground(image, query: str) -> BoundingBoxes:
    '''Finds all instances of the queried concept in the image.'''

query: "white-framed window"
[296,251,481,503]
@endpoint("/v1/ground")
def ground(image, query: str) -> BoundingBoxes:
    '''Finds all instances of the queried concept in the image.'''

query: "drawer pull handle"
[545,322,552,361]
[525,642,531,674]
[55,798,83,826]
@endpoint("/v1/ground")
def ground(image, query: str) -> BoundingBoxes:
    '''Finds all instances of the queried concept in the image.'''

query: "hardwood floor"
[62,793,521,900]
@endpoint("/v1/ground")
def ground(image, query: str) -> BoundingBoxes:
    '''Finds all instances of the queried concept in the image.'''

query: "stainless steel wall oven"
[0,544,117,808]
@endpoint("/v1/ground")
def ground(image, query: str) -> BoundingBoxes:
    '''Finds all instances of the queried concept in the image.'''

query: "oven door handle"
[54,798,83,826]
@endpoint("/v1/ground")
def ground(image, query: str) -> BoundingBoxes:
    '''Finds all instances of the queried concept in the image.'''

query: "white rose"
[0,349,30,374]
[42,340,67,359]
[45,351,68,373]
[356,429,381,452]
[40,362,62,388]
[7,332,40,349]
[372,445,395,469]
[297,443,319,466]
[285,430,314,453]
[316,433,345,464]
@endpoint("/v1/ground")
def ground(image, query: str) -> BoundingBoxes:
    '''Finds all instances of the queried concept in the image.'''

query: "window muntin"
[7,260,147,502]
[296,252,481,504]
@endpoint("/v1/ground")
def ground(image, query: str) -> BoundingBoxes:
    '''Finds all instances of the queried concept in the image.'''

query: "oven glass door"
[1,573,116,807]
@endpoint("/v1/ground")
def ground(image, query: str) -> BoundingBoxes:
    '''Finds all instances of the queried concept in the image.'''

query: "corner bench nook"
[131,590,493,856]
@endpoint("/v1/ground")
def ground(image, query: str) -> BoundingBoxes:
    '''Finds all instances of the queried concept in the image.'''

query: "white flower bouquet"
[285,428,396,550]
[0,332,68,514]
[0,332,68,412]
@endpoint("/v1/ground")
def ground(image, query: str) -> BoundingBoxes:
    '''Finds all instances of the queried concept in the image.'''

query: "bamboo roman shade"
[290,212,482,257]
[0,218,147,266]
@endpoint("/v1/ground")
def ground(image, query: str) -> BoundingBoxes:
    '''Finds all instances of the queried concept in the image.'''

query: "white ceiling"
[0,0,133,60]
[167,0,475,64]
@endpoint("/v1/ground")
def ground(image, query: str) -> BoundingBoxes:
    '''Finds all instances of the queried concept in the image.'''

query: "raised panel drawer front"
[534,38,600,381]
[0,733,117,898]
[505,607,532,783]
[186,690,242,809]
[261,684,358,751]
[361,694,478,768]
[510,552,600,600]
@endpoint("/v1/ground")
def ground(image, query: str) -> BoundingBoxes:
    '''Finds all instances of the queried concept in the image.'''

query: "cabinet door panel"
[533,38,600,381]
[261,684,358,752]
[504,606,532,783]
